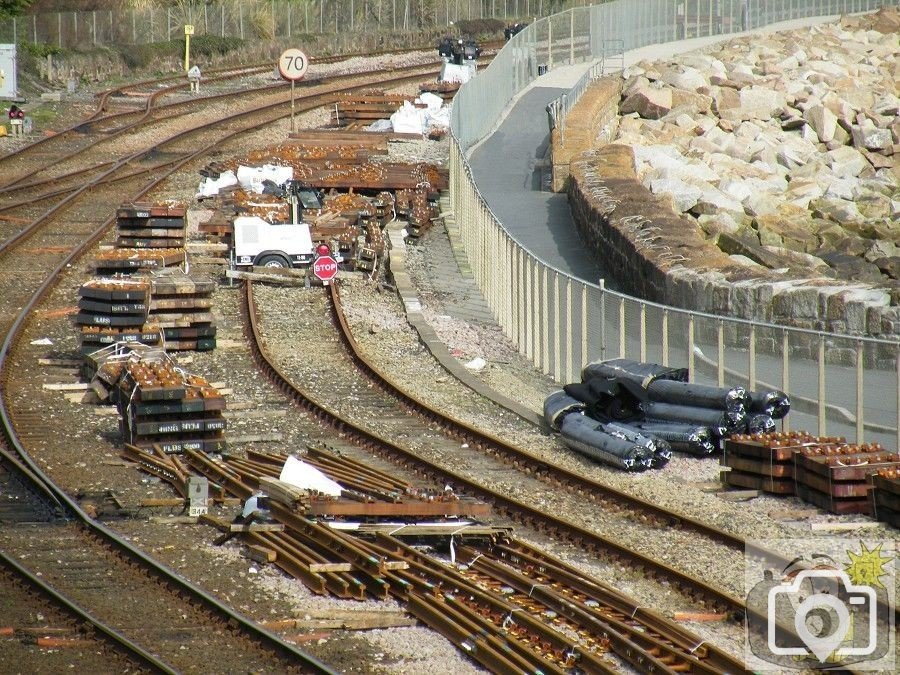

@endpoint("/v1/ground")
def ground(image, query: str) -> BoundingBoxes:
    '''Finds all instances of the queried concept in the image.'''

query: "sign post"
[278,48,308,133]
[184,24,194,72]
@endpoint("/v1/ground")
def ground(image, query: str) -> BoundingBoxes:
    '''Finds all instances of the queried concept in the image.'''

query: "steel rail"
[242,281,745,615]
[0,549,178,674]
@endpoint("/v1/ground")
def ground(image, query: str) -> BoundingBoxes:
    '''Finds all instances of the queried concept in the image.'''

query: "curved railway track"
[1,53,886,673]
[0,58,461,674]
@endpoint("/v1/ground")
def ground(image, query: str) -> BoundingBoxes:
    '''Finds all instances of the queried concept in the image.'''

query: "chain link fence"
[450,0,900,447]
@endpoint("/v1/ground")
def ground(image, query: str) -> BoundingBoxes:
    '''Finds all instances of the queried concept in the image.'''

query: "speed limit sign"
[278,48,308,81]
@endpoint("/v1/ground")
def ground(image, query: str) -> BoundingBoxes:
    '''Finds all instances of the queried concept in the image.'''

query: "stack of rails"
[793,443,900,515]
[251,132,389,164]
[419,81,461,102]
[292,161,449,192]
[219,446,491,521]
[147,269,217,351]
[720,431,842,495]
[328,91,421,128]
[75,278,162,355]
[116,357,226,455]
[869,469,900,527]
[115,202,186,249]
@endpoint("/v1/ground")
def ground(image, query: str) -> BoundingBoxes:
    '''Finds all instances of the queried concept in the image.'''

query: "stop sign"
[313,254,338,282]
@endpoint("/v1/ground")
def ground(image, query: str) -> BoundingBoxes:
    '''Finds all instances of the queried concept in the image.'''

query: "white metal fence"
[450,0,900,448]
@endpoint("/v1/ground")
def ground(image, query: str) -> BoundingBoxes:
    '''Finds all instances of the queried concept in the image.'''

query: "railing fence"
[450,0,900,447]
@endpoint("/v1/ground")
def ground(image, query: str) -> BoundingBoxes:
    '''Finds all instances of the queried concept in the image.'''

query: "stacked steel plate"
[720,432,838,495]
[793,443,900,515]
[543,358,791,472]
[116,357,226,455]
[869,469,900,527]
[115,203,186,249]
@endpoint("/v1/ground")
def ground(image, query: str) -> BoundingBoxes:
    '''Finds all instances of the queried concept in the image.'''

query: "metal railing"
[449,0,900,448]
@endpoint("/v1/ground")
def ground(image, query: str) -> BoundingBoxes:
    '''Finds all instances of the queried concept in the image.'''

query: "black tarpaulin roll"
[603,421,673,467]
[632,420,718,455]
[646,379,749,413]
[543,391,587,432]
[580,358,688,387]
[748,390,791,419]
[559,413,654,471]
[640,401,746,437]
[564,377,646,422]
[747,413,776,434]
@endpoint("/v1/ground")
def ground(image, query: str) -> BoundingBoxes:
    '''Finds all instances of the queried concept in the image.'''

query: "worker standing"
[8,104,24,136]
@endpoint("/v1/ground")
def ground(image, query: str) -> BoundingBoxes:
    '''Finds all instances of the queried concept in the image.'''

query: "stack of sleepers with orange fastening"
[793,443,900,515]
[115,203,186,249]
[720,432,842,496]
[116,358,226,455]
[93,247,186,275]
[869,469,900,527]
[76,278,162,355]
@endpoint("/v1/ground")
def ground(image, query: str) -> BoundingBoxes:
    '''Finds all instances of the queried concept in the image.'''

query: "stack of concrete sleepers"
[75,278,162,355]
[720,432,841,496]
[869,469,900,527]
[147,269,217,351]
[115,202,186,249]
[793,444,900,515]
[93,248,187,276]
[116,357,226,455]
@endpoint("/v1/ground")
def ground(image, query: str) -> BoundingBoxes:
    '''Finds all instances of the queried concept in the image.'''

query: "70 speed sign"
[278,48,308,81]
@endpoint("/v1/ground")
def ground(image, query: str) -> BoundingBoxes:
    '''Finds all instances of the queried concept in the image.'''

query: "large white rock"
[649,178,703,212]
[826,145,870,178]
[802,104,838,142]
[620,85,673,119]
[851,125,893,151]
[661,66,709,92]
[739,86,787,120]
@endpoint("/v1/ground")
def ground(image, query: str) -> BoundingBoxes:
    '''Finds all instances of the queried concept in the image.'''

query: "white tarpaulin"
[196,170,238,198]
[279,455,343,496]
[236,164,293,193]
[390,101,425,135]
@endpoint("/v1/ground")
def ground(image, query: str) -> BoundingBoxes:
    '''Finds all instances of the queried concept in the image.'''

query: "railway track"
[1,50,883,672]
[0,59,459,673]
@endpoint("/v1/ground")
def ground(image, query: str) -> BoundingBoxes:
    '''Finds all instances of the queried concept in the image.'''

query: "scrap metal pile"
[197,131,445,249]
[543,358,790,471]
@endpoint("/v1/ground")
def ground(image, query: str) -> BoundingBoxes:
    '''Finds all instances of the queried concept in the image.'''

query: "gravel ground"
[7,49,898,673]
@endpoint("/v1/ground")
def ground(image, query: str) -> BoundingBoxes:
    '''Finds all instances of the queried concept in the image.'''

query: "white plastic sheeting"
[279,455,343,496]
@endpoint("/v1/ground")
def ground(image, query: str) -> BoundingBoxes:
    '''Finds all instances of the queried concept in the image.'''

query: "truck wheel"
[257,254,290,269]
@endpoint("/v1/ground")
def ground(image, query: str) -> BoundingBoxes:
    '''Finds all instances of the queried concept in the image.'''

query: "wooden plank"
[809,521,881,532]
[308,562,353,573]
[246,544,277,564]
[229,523,285,533]
[148,516,198,524]
[43,382,91,391]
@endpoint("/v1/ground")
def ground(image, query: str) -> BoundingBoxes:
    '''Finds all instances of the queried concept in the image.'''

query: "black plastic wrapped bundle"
[631,420,718,455]
[563,377,646,422]
[646,380,749,413]
[603,421,673,468]
[580,358,688,387]
[748,389,791,419]
[747,413,776,434]
[641,401,746,437]
[543,390,586,431]
[558,413,655,471]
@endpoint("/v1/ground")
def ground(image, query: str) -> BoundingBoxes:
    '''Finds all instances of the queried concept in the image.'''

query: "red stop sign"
[313,254,338,282]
